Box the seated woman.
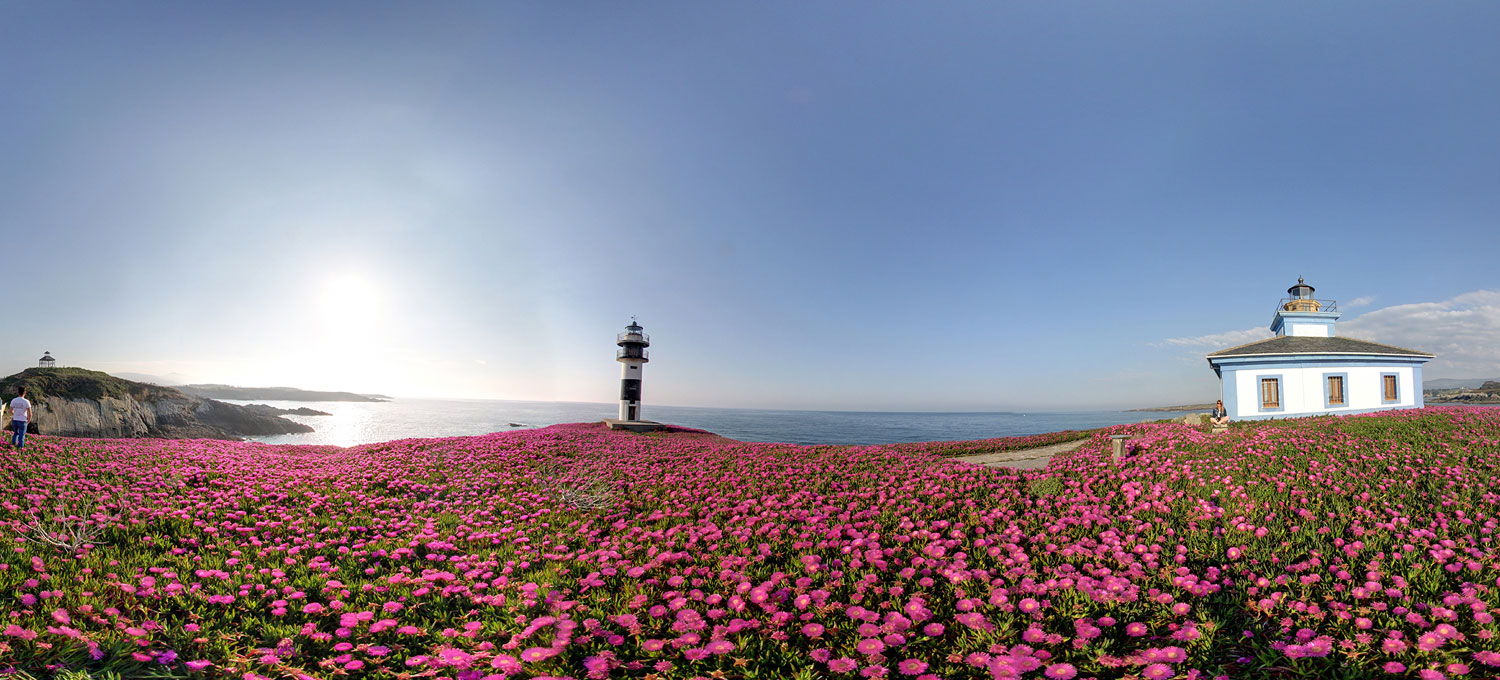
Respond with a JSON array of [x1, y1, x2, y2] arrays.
[[1210, 399, 1230, 427]]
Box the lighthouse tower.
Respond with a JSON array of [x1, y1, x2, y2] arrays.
[[616, 318, 649, 421]]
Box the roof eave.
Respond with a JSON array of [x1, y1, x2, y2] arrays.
[[1207, 351, 1435, 361]]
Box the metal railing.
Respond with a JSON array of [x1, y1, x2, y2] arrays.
[[1274, 298, 1337, 313], [617, 348, 649, 361], [617, 332, 650, 345]]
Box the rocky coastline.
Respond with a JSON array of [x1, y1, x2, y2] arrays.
[[0, 368, 316, 440]]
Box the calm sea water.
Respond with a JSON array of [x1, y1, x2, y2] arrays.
[[229, 399, 1197, 447]]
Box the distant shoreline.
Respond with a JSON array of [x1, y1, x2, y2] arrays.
[[1128, 403, 1214, 413], [178, 384, 390, 402]]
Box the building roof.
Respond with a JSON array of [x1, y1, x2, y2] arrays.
[[1207, 335, 1433, 359]]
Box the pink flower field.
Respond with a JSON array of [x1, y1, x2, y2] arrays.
[[3, 407, 1500, 679]]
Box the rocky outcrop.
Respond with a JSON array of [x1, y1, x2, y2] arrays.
[[2, 368, 314, 440], [29, 394, 314, 440]]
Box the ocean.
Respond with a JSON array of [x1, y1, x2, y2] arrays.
[[228, 398, 1197, 447]]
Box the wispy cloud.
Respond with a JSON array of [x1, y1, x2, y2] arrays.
[[1341, 290, 1500, 378], [1344, 296, 1376, 309], [1155, 328, 1272, 349]]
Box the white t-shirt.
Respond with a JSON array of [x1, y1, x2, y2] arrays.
[[9, 397, 30, 422]]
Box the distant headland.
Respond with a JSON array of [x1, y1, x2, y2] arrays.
[[175, 384, 390, 402], [1426, 380, 1500, 405]]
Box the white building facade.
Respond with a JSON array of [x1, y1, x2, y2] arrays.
[[1207, 279, 1433, 421]]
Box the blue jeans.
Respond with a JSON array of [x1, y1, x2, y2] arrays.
[[10, 421, 25, 448]]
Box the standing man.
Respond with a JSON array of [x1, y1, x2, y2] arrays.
[[9, 386, 31, 449]]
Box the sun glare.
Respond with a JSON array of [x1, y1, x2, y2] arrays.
[[318, 274, 381, 331]]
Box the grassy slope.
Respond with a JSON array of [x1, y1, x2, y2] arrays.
[[0, 367, 184, 403]]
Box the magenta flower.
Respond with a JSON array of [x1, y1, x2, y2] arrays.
[[856, 638, 886, 655], [1143, 663, 1173, 680], [1044, 663, 1078, 679], [830, 657, 859, 673], [520, 647, 556, 662], [897, 659, 928, 675]]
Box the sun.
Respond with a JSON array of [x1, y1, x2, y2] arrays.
[[317, 273, 381, 333]]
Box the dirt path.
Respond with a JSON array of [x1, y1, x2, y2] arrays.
[[949, 438, 1090, 470]]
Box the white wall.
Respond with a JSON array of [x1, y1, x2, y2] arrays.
[[1226, 364, 1416, 419], [1286, 322, 1329, 337]]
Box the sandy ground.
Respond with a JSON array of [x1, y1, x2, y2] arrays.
[[948, 438, 1090, 470]]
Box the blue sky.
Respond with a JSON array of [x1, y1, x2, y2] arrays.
[[2, 2, 1497, 410]]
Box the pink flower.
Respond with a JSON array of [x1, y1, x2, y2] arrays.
[[830, 658, 859, 673], [856, 638, 886, 655], [301, 603, 325, 614], [1143, 663, 1174, 680], [897, 659, 928, 675], [1126, 622, 1149, 637], [520, 647, 556, 662], [50, 609, 70, 625], [1384, 662, 1407, 674], [1044, 663, 1078, 679], [923, 623, 945, 636], [185, 660, 212, 671], [803, 623, 826, 638]]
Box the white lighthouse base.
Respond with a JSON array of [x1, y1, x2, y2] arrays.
[[603, 418, 666, 432]]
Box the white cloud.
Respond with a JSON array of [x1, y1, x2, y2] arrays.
[[1152, 290, 1500, 380], [1344, 296, 1376, 309], [1156, 327, 1272, 349], [1340, 290, 1500, 378]]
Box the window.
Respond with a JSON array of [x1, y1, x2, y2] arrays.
[[1260, 378, 1280, 409], [1383, 374, 1398, 402], [1327, 376, 1345, 406]]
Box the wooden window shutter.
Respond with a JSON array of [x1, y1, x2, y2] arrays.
[[1261, 378, 1279, 408]]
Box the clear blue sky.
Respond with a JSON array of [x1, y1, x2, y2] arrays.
[[3, 2, 1498, 410]]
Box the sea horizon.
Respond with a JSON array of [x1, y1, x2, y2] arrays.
[[229, 396, 1208, 448]]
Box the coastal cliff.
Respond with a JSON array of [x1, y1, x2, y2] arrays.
[[0, 368, 314, 440]]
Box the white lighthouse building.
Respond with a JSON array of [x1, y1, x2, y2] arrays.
[[616, 319, 649, 421], [1206, 278, 1434, 420]]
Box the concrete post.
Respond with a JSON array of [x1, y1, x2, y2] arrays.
[[1109, 434, 1131, 463]]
